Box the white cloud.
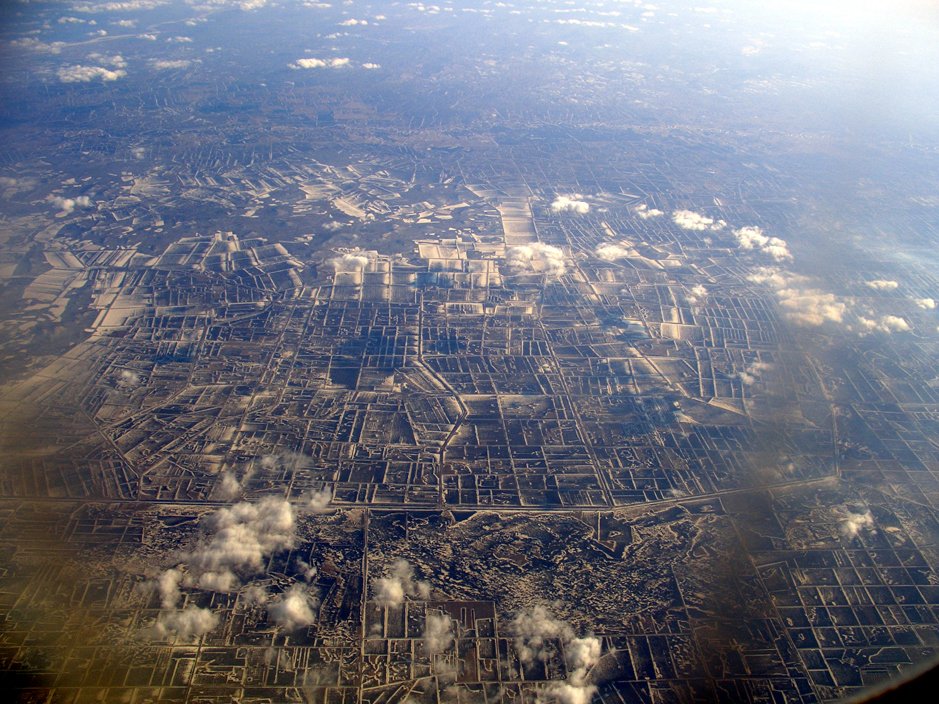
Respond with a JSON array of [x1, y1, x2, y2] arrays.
[[150, 605, 218, 639], [506, 243, 567, 276], [748, 267, 848, 326], [156, 568, 183, 608], [339, 18, 367, 25], [595, 244, 638, 262], [306, 485, 333, 513], [243, 585, 268, 606], [57, 65, 127, 83], [152, 59, 192, 69], [59, 16, 86, 23], [117, 369, 141, 389], [71, 1, 167, 12], [857, 315, 910, 334], [551, 195, 590, 214], [113, 19, 137, 27], [733, 226, 791, 261], [329, 252, 371, 272], [289, 57, 350, 69], [183, 497, 295, 575], [840, 507, 874, 538], [423, 612, 455, 655], [513, 608, 601, 704], [0, 176, 37, 194], [138, 33, 158, 40], [361, 62, 381, 69], [47, 195, 93, 212], [672, 210, 725, 231], [564, 636, 601, 685], [196, 570, 239, 592], [541, 681, 598, 704], [915, 297, 936, 309], [217, 472, 242, 501], [268, 585, 318, 630], [738, 360, 772, 386], [374, 558, 431, 607], [9, 38, 67, 53], [167, 36, 193, 42], [865, 279, 899, 291], [296, 558, 318, 581], [635, 204, 663, 219], [512, 606, 574, 665], [686, 284, 707, 305], [87, 53, 127, 67]]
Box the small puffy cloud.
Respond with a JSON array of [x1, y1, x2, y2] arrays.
[[150, 605, 218, 639], [672, 210, 725, 231], [733, 226, 791, 261], [289, 57, 350, 69], [595, 244, 638, 262], [268, 585, 318, 630], [686, 284, 707, 305], [0, 176, 37, 195], [117, 369, 141, 389], [635, 204, 663, 219], [216, 472, 242, 501], [339, 18, 367, 25], [59, 16, 86, 23], [423, 612, 455, 655], [243, 585, 268, 606], [72, 0, 167, 11], [513, 608, 600, 704], [329, 252, 371, 272], [374, 558, 431, 607], [9, 38, 67, 54], [361, 62, 381, 69], [506, 243, 567, 276], [113, 19, 137, 27], [512, 606, 574, 665], [734, 226, 768, 250], [87, 53, 127, 67], [138, 33, 158, 40], [748, 267, 848, 326], [47, 195, 93, 212], [738, 360, 772, 386], [865, 279, 899, 291], [542, 681, 598, 704], [914, 297, 936, 309], [305, 485, 332, 513], [857, 315, 910, 334], [375, 574, 404, 606], [840, 507, 874, 538], [296, 558, 318, 581], [196, 570, 239, 593], [167, 36, 192, 42], [551, 195, 590, 214], [564, 636, 601, 685], [57, 65, 127, 83], [152, 59, 192, 69], [156, 568, 183, 608], [778, 290, 847, 326], [183, 496, 295, 575]]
